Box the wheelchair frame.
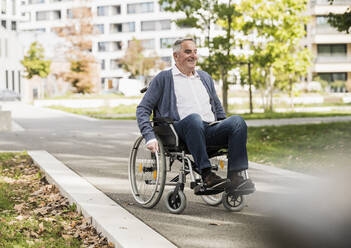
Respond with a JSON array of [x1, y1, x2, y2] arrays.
[[129, 117, 250, 214]]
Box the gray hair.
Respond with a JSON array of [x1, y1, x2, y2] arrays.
[[172, 38, 195, 53]]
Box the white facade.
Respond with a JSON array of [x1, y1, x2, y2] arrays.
[[18, 0, 201, 91], [306, 0, 351, 92], [0, 0, 22, 31], [0, 26, 23, 95], [0, 0, 24, 96]]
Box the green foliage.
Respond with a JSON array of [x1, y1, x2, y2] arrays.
[[159, 0, 311, 113], [159, 0, 243, 113], [239, 0, 311, 111], [21, 42, 51, 79], [327, 0, 351, 33]]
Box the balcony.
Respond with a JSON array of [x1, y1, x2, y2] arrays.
[[314, 56, 351, 72], [315, 56, 350, 63]]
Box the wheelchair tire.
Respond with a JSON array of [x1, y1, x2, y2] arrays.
[[164, 190, 187, 214], [201, 194, 223, 206], [222, 192, 246, 212], [128, 135, 166, 209]]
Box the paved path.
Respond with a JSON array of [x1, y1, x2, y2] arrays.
[[0, 102, 349, 248]]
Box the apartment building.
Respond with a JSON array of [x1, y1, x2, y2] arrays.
[[307, 0, 351, 92], [0, 0, 23, 96], [19, 0, 200, 91]]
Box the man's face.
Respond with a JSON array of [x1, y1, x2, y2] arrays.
[[173, 40, 198, 73]]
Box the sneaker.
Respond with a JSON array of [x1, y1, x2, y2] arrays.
[[230, 174, 256, 195], [203, 172, 229, 189]]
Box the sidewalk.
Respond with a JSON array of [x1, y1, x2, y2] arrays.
[[1, 102, 350, 248]]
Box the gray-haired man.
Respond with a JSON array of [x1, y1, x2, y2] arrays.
[[136, 38, 255, 192]]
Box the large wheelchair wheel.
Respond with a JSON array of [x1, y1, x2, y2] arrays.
[[129, 135, 166, 208], [222, 192, 246, 212]]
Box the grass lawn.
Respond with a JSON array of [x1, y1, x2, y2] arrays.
[[49, 105, 137, 120], [247, 122, 351, 173], [0, 152, 113, 248], [238, 111, 351, 120], [49, 104, 351, 121]]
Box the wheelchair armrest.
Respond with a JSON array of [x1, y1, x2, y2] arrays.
[[153, 121, 179, 147], [152, 117, 174, 124]]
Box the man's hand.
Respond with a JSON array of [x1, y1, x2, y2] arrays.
[[146, 139, 159, 153]]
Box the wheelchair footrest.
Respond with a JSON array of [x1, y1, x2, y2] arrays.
[[190, 179, 201, 189], [194, 185, 224, 195]]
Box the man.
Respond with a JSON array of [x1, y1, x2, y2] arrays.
[[136, 38, 255, 192]]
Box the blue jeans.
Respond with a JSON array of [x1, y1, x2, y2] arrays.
[[173, 113, 248, 177]]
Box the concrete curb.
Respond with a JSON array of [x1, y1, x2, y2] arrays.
[[28, 150, 177, 248]]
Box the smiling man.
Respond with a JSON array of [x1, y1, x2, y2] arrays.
[[136, 38, 255, 191]]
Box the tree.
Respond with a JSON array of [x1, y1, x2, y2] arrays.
[[53, 0, 98, 94], [327, 0, 351, 33], [21, 42, 51, 79], [159, 0, 243, 113], [120, 38, 166, 84], [239, 0, 311, 111]]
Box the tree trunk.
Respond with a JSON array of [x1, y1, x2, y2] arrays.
[[269, 66, 274, 112], [248, 62, 253, 114], [289, 77, 294, 111], [222, 69, 228, 114]]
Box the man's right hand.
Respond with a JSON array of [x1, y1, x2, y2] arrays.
[[146, 139, 159, 153]]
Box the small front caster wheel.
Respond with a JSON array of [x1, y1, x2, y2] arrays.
[[164, 190, 187, 214], [222, 192, 246, 212]]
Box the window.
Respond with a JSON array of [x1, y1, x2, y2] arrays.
[[141, 39, 155, 49], [160, 37, 177, 48], [111, 41, 122, 51], [160, 1, 171, 12], [1, 0, 6, 14], [29, 0, 45, 4], [318, 72, 347, 83], [127, 2, 154, 14], [317, 44, 347, 57], [94, 24, 104, 34], [5, 70, 8, 89], [11, 21, 16, 31], [36, 11, 49, 21], [12, 71, 15, 91], [1, 20, 6, 29], [141, 20, 171, 31], [110, 59, 122, 70], [101, 60, 105, 70], [18, 71, 21, 94], [111, 5, 121, 15], [98, 41, 122, 52], [98, 42, 107, 52], [110, 22, 135, 33], [66, 9, 72, 19], [97, 6, 108, 16], [52, 10, 61, 20]]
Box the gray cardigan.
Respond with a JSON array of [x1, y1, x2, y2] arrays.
[[136, 69, 226, 142]]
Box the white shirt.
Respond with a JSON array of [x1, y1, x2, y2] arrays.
[[146, 66, 215, 145], [172, 65, 215, 122]]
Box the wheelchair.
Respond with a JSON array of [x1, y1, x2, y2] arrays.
[[129, 116, 253, 214]]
